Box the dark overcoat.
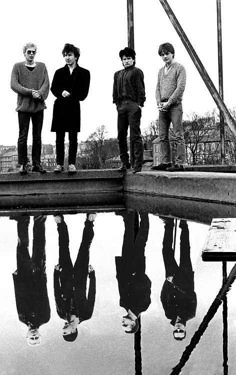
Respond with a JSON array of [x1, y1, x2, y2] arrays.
[[51, 64, 90, 132]]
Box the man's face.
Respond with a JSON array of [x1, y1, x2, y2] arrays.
[[63, 320, 77, 336], [160, 51, 174, 65], [24, 48, 36, 64], [122, 316, 136, 333], [122, 56, 135, 69], [64, 52, 77, 66], [173, 322, 186, 340], [27, 328, 41, 346]]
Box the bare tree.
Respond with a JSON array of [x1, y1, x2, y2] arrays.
[[183, 113, 216, 165], [77, 125, 119, 169]]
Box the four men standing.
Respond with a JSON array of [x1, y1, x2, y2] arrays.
[[10, 41, 186, 174]]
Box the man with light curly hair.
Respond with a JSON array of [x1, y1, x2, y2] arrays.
[[11, 43, 50, 174]]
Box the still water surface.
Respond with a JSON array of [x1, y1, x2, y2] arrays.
[[0, 210, 235, 375]]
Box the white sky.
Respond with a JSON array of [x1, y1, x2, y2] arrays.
[[1, 0, 236, 145]]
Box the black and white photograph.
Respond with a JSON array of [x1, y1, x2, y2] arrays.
[[0, 1, 236, 374]]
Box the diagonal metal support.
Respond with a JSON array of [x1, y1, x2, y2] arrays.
[[159, 0, 236, 137], [169, 262, 236, 375]]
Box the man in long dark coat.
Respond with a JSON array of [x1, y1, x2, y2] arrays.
[[53, 213, 96, 342], [51, 43, 90, 173]]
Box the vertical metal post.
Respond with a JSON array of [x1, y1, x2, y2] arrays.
[[217, 0, 225, 164], [134, 316, 142, 374], [222, 261, 228, 375], [127, 0, 135, 49]]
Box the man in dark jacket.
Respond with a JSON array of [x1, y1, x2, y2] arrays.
[[160, 217, 197, 340], [51, 43, 90, 173], [12, 215, 50, 346], [113, 47, 146, 174], [53, 213, 96, 342], [116, 210, 151, 333]]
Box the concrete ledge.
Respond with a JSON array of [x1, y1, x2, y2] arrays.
[[125, 193, 236, 224], [124, 170, 236, 205], [1, 168, 236, 217], [0, 169, 124, 211]]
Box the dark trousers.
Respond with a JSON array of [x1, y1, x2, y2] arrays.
[[162, 220, 193, 290], [18, 111, 44, 165], [121, 211, 149, 272], [57, 218, 95, 319], [56, 131, 78, 165], [16, 215, 46, 276], [58, 219, 93, 275], [117, 101, 143, 168]]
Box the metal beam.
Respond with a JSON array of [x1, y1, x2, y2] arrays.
[[127, 0, 134, 49], [216, 0, 225, 163], [159, 0, 236, 137]]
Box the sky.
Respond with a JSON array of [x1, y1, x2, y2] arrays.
[[1, 0, 236, 145]]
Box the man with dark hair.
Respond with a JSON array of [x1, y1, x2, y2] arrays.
[[11, 43, 49, 174], [53, 214, 96, 342], [51, 43, 90, 173], [115, 210, 151, 334], [154, 42, 186, 172], [113, 47, 146, 173]]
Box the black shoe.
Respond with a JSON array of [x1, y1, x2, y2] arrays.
[[32, 164, 46, 173], [151, 163, 171, 171], [19, 164, 28, 175], [179, 220, 188, 229], [133, 167, 142, 174], [166, 164, 184, 172], [159, 216, 174, 226], [119, 162, 131, 172]]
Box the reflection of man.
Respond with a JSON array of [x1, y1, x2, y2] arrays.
[[54, 214, 96, 342], [116, 211, 151, 333], [10, 43, 49, 174], [160, 218, 197, 340], [12, 215, 50, 346]]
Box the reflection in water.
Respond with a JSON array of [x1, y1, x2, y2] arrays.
[[116, 211, 151, 333], [116, 210, 151, 374], [53, 213, 96, 342], [170, 262, 236, 375], [2, 210, 236, 374], [12, 215, 50, 346], [160, 218, 197, 341]]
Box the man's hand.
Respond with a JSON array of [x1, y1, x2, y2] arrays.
[[62, 90, 71, 98], [158, 102, 168, 112], [32, 90, 41, 99]]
